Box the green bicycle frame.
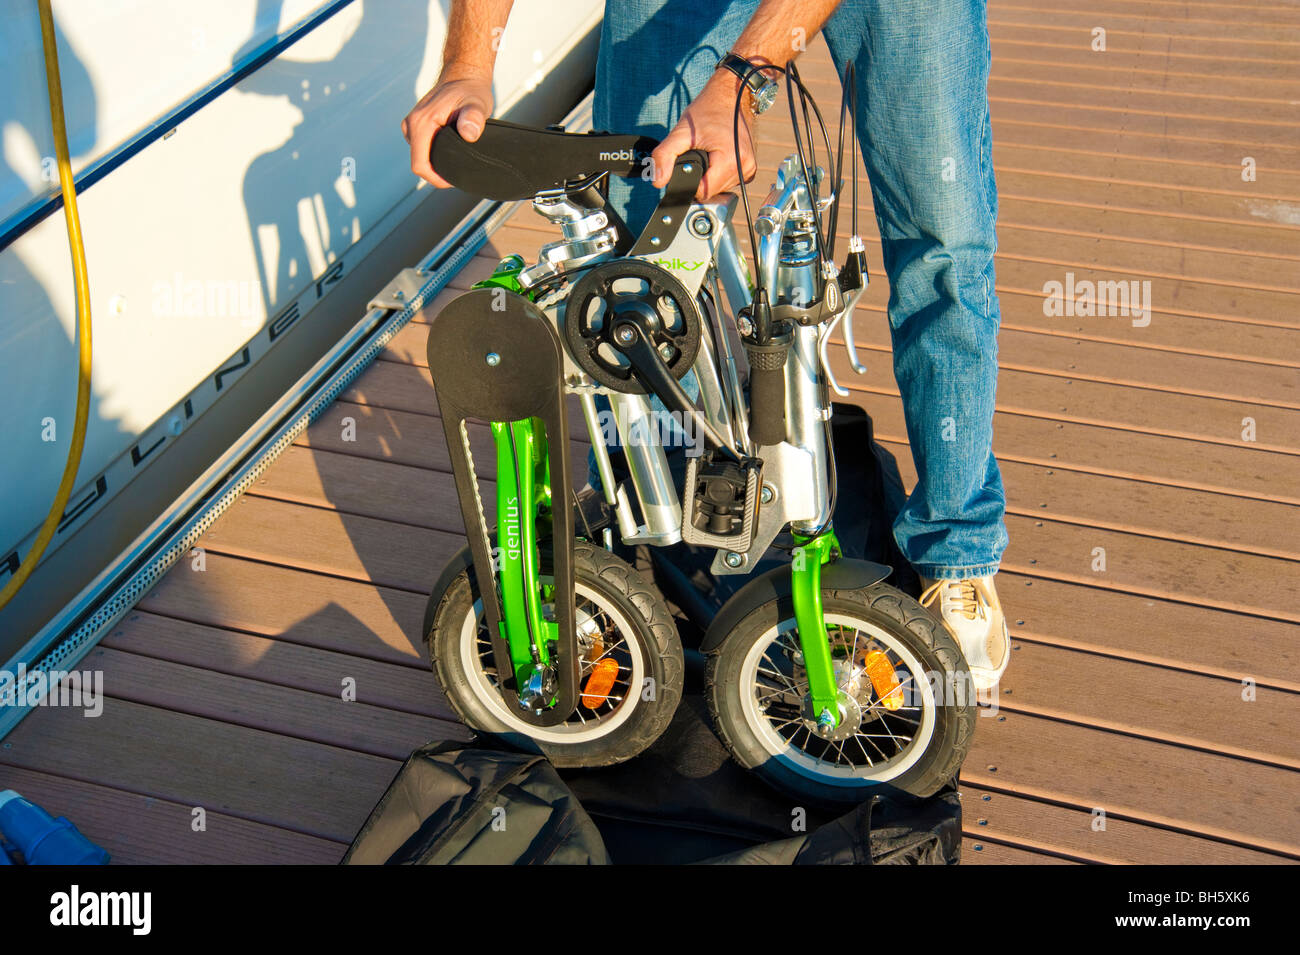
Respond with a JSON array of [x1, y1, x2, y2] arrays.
[[492, 417, 557, 694], [476, 256, 560, 695], [790, 530, 843, 730]]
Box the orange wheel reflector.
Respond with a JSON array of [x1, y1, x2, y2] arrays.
[[581, 657, 620, 709], [864, 650, 903, 710]]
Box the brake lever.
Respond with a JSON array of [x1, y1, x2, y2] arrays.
[[819, 309, 850, 398], [840, 239, 870, 375], [817, 240, 871, 396], [843, 303, 866, 376]]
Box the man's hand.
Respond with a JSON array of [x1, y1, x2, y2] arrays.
[[402, 65, 494, 187], [649, 0, 846, 199], [650, 71, 758, 201]]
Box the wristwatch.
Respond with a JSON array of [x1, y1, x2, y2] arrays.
[[717, 52, 778, 115]]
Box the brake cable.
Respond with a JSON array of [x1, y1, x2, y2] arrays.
[[727, 54, 860, 543]]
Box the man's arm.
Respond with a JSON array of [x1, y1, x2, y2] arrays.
[[403, 0, 515, 187], [650, 0, 844, 200]]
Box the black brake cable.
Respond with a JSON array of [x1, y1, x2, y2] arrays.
[[847, 61, 858, 238], [724, 57, 851, 543], [799, 59, 858, 541], [787, 62, 838, 264], [785, 66, 827, 268], [826, 63, 850, 261], [731, 60, 786, 307]]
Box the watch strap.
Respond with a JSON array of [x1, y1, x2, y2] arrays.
[[718, 52, 772, 113]]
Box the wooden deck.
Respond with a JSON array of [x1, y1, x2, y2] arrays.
[[2, 1, 1297, 864]]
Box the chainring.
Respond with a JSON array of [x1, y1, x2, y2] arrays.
[[563, 259, 702, 394]]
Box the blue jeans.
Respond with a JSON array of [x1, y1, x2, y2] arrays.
[[595, 0, 1007, 580]]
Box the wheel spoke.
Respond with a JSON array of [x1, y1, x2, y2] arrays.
[[853, 734, 876, 767], [739, 611, 946, 777]]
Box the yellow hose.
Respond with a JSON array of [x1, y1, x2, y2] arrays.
[[0, 0, 93, 612]]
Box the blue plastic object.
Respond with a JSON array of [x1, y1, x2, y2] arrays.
[[0, 790, 109, 865]]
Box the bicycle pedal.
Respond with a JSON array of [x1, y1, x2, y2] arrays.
[[680, 454, 762, 552]]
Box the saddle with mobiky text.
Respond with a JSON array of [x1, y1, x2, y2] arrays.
[[418, 66, 975, 805]]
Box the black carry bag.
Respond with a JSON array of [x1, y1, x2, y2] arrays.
[[342, 697, 961, 865], [341, 740, 611, 865], [823, 402, 921, 597]]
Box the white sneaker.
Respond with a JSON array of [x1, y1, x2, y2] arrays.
[[918, 575, 1010, 693]]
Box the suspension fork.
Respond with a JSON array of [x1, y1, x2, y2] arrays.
[[492, 418, 558, 701], [791, 529, 844, 732]]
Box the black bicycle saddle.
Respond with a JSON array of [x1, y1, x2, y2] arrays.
[[430, 119, 661, 200]]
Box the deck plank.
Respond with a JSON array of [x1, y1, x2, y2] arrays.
[[1002, 513, 1300, 622], [299, 399, 590, 484], [963, 710, 1300, 855], [992, 642, 1300, 767], [850, 389, 1300, 504], [983, 8, 1300, 46], [963, 840, 1080, 864], [103, 610, 450, 718], [0, 767, 344, 864], [251, 443, 472, 532], [138, 552, 428, 665], [78, 644, 464, 760], [962, 784, 1289, 865], [999, 573, 1296, 690], [890, 447, 1300, 561], [985, 61, 1300, 107], [0, 700, 399, 843], [200, 495, 461, 594], [989, 1, 1300, 29]]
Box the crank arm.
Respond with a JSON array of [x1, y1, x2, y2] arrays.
[[612, 319, 744, 463]]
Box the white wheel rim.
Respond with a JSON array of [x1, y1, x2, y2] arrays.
[[458, 582, 646, 744], [738, 612, 937, 789]]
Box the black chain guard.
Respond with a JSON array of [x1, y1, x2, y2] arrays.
[[424, 288, 578, 727]]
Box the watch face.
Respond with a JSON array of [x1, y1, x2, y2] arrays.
[[753, 83, 778, 114]]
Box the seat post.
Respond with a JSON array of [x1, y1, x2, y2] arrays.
[[517, 174, 633, 287]]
